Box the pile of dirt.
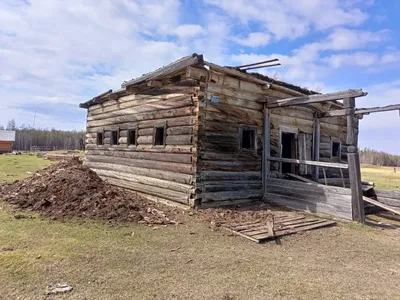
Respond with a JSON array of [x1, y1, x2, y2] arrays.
[[0, 159, 181, 224]]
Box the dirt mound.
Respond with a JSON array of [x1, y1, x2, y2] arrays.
[[0, 159, 181, 224]]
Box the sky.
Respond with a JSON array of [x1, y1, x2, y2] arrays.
[[0, 0, 399, 154]]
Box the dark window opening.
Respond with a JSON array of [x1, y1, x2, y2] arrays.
[[281, 132, 296, 173], [241, 129, 256, 150], [332, 141, 340, 158], [111, 130, 119, 145], [96, 132, 104, 146], [127, 129, 137, 146], [154, 127, 165, 146]]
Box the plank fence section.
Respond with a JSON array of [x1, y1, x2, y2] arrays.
[[264, 178, 353, 220], [223, 215, 336, 243]]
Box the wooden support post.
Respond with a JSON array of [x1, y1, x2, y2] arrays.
[[263, 105, 270, 194], [312, 113, 320, 181], [344, 97, 365, 223]]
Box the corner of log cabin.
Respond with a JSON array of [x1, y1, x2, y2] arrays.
[[84, 74, 200, 206]]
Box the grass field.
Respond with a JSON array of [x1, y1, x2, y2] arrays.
[[0, 154, 53, 183], [1, 156, 400, 299], [361, 165, 400, 190]]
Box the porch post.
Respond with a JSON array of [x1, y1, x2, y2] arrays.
[[344, 97, 365, 223], [312, 113, 320, 181], [263, 104, 270, 194]]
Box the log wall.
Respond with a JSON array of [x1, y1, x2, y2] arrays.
[[84, 80, 199, 206], [265, 178, 353, 220], [197, 68, 265, 207]]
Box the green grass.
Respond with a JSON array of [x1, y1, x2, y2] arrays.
[[361, 165, 400, 190], [0, 154, 53, 183]]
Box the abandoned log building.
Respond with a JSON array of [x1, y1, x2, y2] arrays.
[[80, 53, 400, 223]]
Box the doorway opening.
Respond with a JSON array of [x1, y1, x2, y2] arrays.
[[281, 132, 296, 173]]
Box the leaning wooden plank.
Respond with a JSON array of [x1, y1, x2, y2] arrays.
[[254, 220, 336, 241], [267, 156, 348, 169], [285, 173, 317, 184], [266, 89, 367, 108], [363, 196, 400, 216], [230, 222, 265, 231]]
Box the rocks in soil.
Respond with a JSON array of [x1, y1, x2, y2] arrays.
[[45, 283, 73, 295], [0, 160, 180, 225]]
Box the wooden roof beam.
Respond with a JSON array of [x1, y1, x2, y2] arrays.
[[266, 89, 367, 108], [321, 104, 400, 118]]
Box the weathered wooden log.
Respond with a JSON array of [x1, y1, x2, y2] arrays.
[[101, 176, 189, 204], [166, 135, 192, 145], [87, 106, 194, 128], [137, 135, 153, 145], [87, 97, 194, 120], [86, 155, 193, 174], [202, 171, 262, 181], [85, 161, 193, 184], [93, 169, 194, 194], [86, 149, 192, 164], [85, 143, 193, 153], [167, 126, 194, 135]]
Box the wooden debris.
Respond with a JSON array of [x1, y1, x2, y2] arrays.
[[285, 173, 316, 184], [222, 215, 336, 243], [363, 196, 400, 216]]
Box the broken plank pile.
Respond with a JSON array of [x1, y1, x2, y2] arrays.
[[223, 215, 336, 243]]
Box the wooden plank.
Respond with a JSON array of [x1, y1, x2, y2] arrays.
[[266, 89, 367, 108], [285, 173, 316, 184], [363, 196, 400, 216], [222, 226, 261, 243], [263, 106, 270, 192], [312, 114, 320, 181], [322, 104, 400, 117], [253, 220, 336, 241], [267, 156, 348, 169]]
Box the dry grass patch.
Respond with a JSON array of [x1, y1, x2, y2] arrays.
[[361, 165, 400, 190], [1, 201, 400, 300]]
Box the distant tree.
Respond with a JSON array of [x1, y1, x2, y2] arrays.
[[6, 119, 16, 130], [0, 125, 4, 130], [360, 148, 400, 167]]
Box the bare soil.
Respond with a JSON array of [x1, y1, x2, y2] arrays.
[[0, 159, 182, 225]]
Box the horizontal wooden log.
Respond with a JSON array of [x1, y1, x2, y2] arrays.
[[202, 190, 263, 202], [206, 82, 266, 102], [200, 151, 259, 161], [137, 135, 153, 144], [200, 160, 261, 171], [267, 157, 348, 169], [266, 178, 352, 195], [138, 128, 153, 136], [167, 126, 193, 135], [204, 92, 263, 111], [86, 149, 192, 164], [166, 135, 192, 145], [86, 155, 193, 174], [322, 104, 400, 117], [202, 171, 262, 181], [199, 199, 255, 208], [93, 169, 193, 194], [266, 89, 367, 108], [103, 177, 189, 204], [85, 161, 193, 184], [85, 143, 193, 153], [139, 116, 194, 129], [264, 192, 352, 220], [87, 97, 194, 120], [87, 106, 194, 128], [203, 182, 262, 193]]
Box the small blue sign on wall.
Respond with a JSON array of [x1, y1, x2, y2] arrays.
[[210, 95, 220, 104]]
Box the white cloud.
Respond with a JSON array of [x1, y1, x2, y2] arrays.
[[206, 0, 369, 39], [232, 32, 271, 47], [173, 24, 204, 38]]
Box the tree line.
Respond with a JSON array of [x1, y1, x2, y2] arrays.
[[1, 119, 85, 151], [360, 148, 400, 167]]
